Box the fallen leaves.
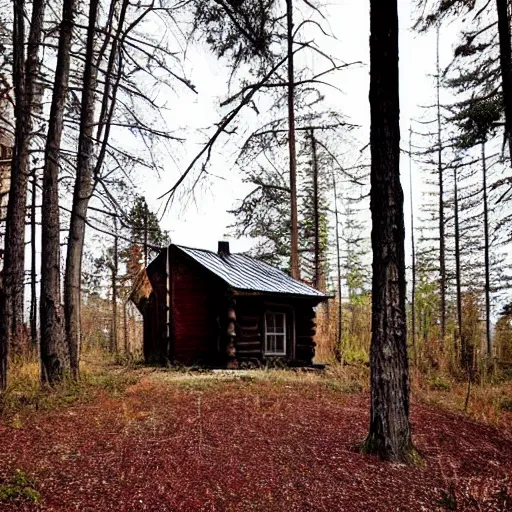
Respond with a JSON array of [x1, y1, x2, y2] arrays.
[[0, 374, 511, 511]]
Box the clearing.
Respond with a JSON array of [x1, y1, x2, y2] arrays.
[[1, 363, 512, 511]]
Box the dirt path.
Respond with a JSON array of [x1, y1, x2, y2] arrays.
[[1, 373, 511, 511]]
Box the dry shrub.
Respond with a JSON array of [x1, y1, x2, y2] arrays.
[[314, 296, 371, 365]]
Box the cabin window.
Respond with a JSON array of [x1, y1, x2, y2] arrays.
[[264, 311, 286, 355]]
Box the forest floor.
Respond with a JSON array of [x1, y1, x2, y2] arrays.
[[1, 357, 512, 511]]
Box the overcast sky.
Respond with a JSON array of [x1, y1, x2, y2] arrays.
[[138, 0, 462, 256]]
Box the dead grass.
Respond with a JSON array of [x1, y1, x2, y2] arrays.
[[0, 351, 139, 422], [410, 368, 512, 430]]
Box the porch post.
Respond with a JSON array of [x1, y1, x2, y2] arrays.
[[226, 297, 238, 369]]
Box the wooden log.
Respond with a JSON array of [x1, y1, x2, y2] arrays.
[[237, 334, 261, 342], [237, 314, 259, 323], [296, 342, 317, 349], [236, 340, 261, 348], [236, 349, 262, 355], [238, 324, 259, 333]]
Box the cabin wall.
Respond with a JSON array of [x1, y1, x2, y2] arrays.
[[144, 251, 168, 363], [171, 248, 222, 364], [235, 297, 317, 365], [294, 303, 316, 363]]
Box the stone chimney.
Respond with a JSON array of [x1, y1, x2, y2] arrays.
[[218, 241, 230, 256]]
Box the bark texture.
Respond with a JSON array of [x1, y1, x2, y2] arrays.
[[362, 0, 417, 463], [1, 0, 45, 389], [64, 0, 99, 379], [436, 26, 446, 345], [409, 126, 416, 365], [482, 142, 491, 356], [40, 0, 76, 383], [310, 129, 321, 290], [286, 0, 299, 280], [454, 165, 463, 369]]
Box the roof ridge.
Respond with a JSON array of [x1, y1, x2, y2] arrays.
[[175, 244, 328, 299]]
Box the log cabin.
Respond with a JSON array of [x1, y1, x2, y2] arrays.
[[129, 241, 330, 368]]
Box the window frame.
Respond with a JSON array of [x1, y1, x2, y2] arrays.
[[264, 310, 287, 356]]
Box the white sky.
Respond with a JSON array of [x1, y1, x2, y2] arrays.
[[138, 0, 462, 257]]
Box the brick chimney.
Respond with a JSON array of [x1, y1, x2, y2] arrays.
[[218, 241, 230, 256]]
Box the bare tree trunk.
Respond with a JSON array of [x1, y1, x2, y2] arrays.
[[362, 0, 417, 463], [454, 164, 463, 368], [30, 169, 37, 348], [332, 172, 342, 362], [64, 0, 99, 380], [482, 141, 491, 356], [111, 217, 118, 353], [286, 0, 299, 280], [436, 25, 446, 346], [1, 0, 45, 388], [1, 0, 26, 389], [310, 128, 321, 290], [495, 0, 512, 162], [123, 298, 128, 354], [40, 0, 76, 383], [409, 125, 416, 366]]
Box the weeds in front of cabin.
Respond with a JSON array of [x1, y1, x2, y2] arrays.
[[0, 470, 41, 505], [0, 352, 138, 420]]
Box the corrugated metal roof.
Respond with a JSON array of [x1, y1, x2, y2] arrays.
[[175, 245, 328, 299]]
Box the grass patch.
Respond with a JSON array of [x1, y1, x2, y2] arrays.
[[0, 470, 40, 505], [427, 375, 452, 392], [0, 356, 139, 419]]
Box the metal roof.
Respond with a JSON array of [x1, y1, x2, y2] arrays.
[[175, 245, 328, 299]]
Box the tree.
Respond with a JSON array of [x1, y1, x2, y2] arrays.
[[40, 0, 76, 383], [361, 0, 418, 463], [168, 0, 353, 277], [64, 0, 99, 379], [1, 0, 45, 389], [495, 0, 512, 164]]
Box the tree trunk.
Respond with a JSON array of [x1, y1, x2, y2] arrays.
[[123, 299, 128, 354], [362, 0, 417, 463], [64, 0, 99, 380], [286, 0, 299, 280], [1, 0, 26, 389], [409, 125, 416, 366], [1, 0, 45, 388], [454, 164, 463, 369], [495, 0, 512, 162], [30, 169, 37, 348], [310, 128, 321, 290], [40, 0, 76, 383], [482, 141, 491, 356], [332, 172, 343, 362], [111, 218, 118, 353], [436, 26, 446, 346]]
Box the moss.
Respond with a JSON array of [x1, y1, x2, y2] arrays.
[[358, 434, 424, 466], [0, 470, 41, 505]]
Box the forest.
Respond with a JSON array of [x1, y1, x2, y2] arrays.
[[1, 0, 512, 510]]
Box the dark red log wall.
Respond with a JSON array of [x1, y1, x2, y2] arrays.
[[171, 249, 221, 364]]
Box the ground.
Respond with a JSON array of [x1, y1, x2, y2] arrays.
[[1, 362, 512, 511]]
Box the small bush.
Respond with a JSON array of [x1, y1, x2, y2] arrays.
[[499, 398, 512, 412], [427, 376, 452, 392], [0, 470, 40, 505]]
